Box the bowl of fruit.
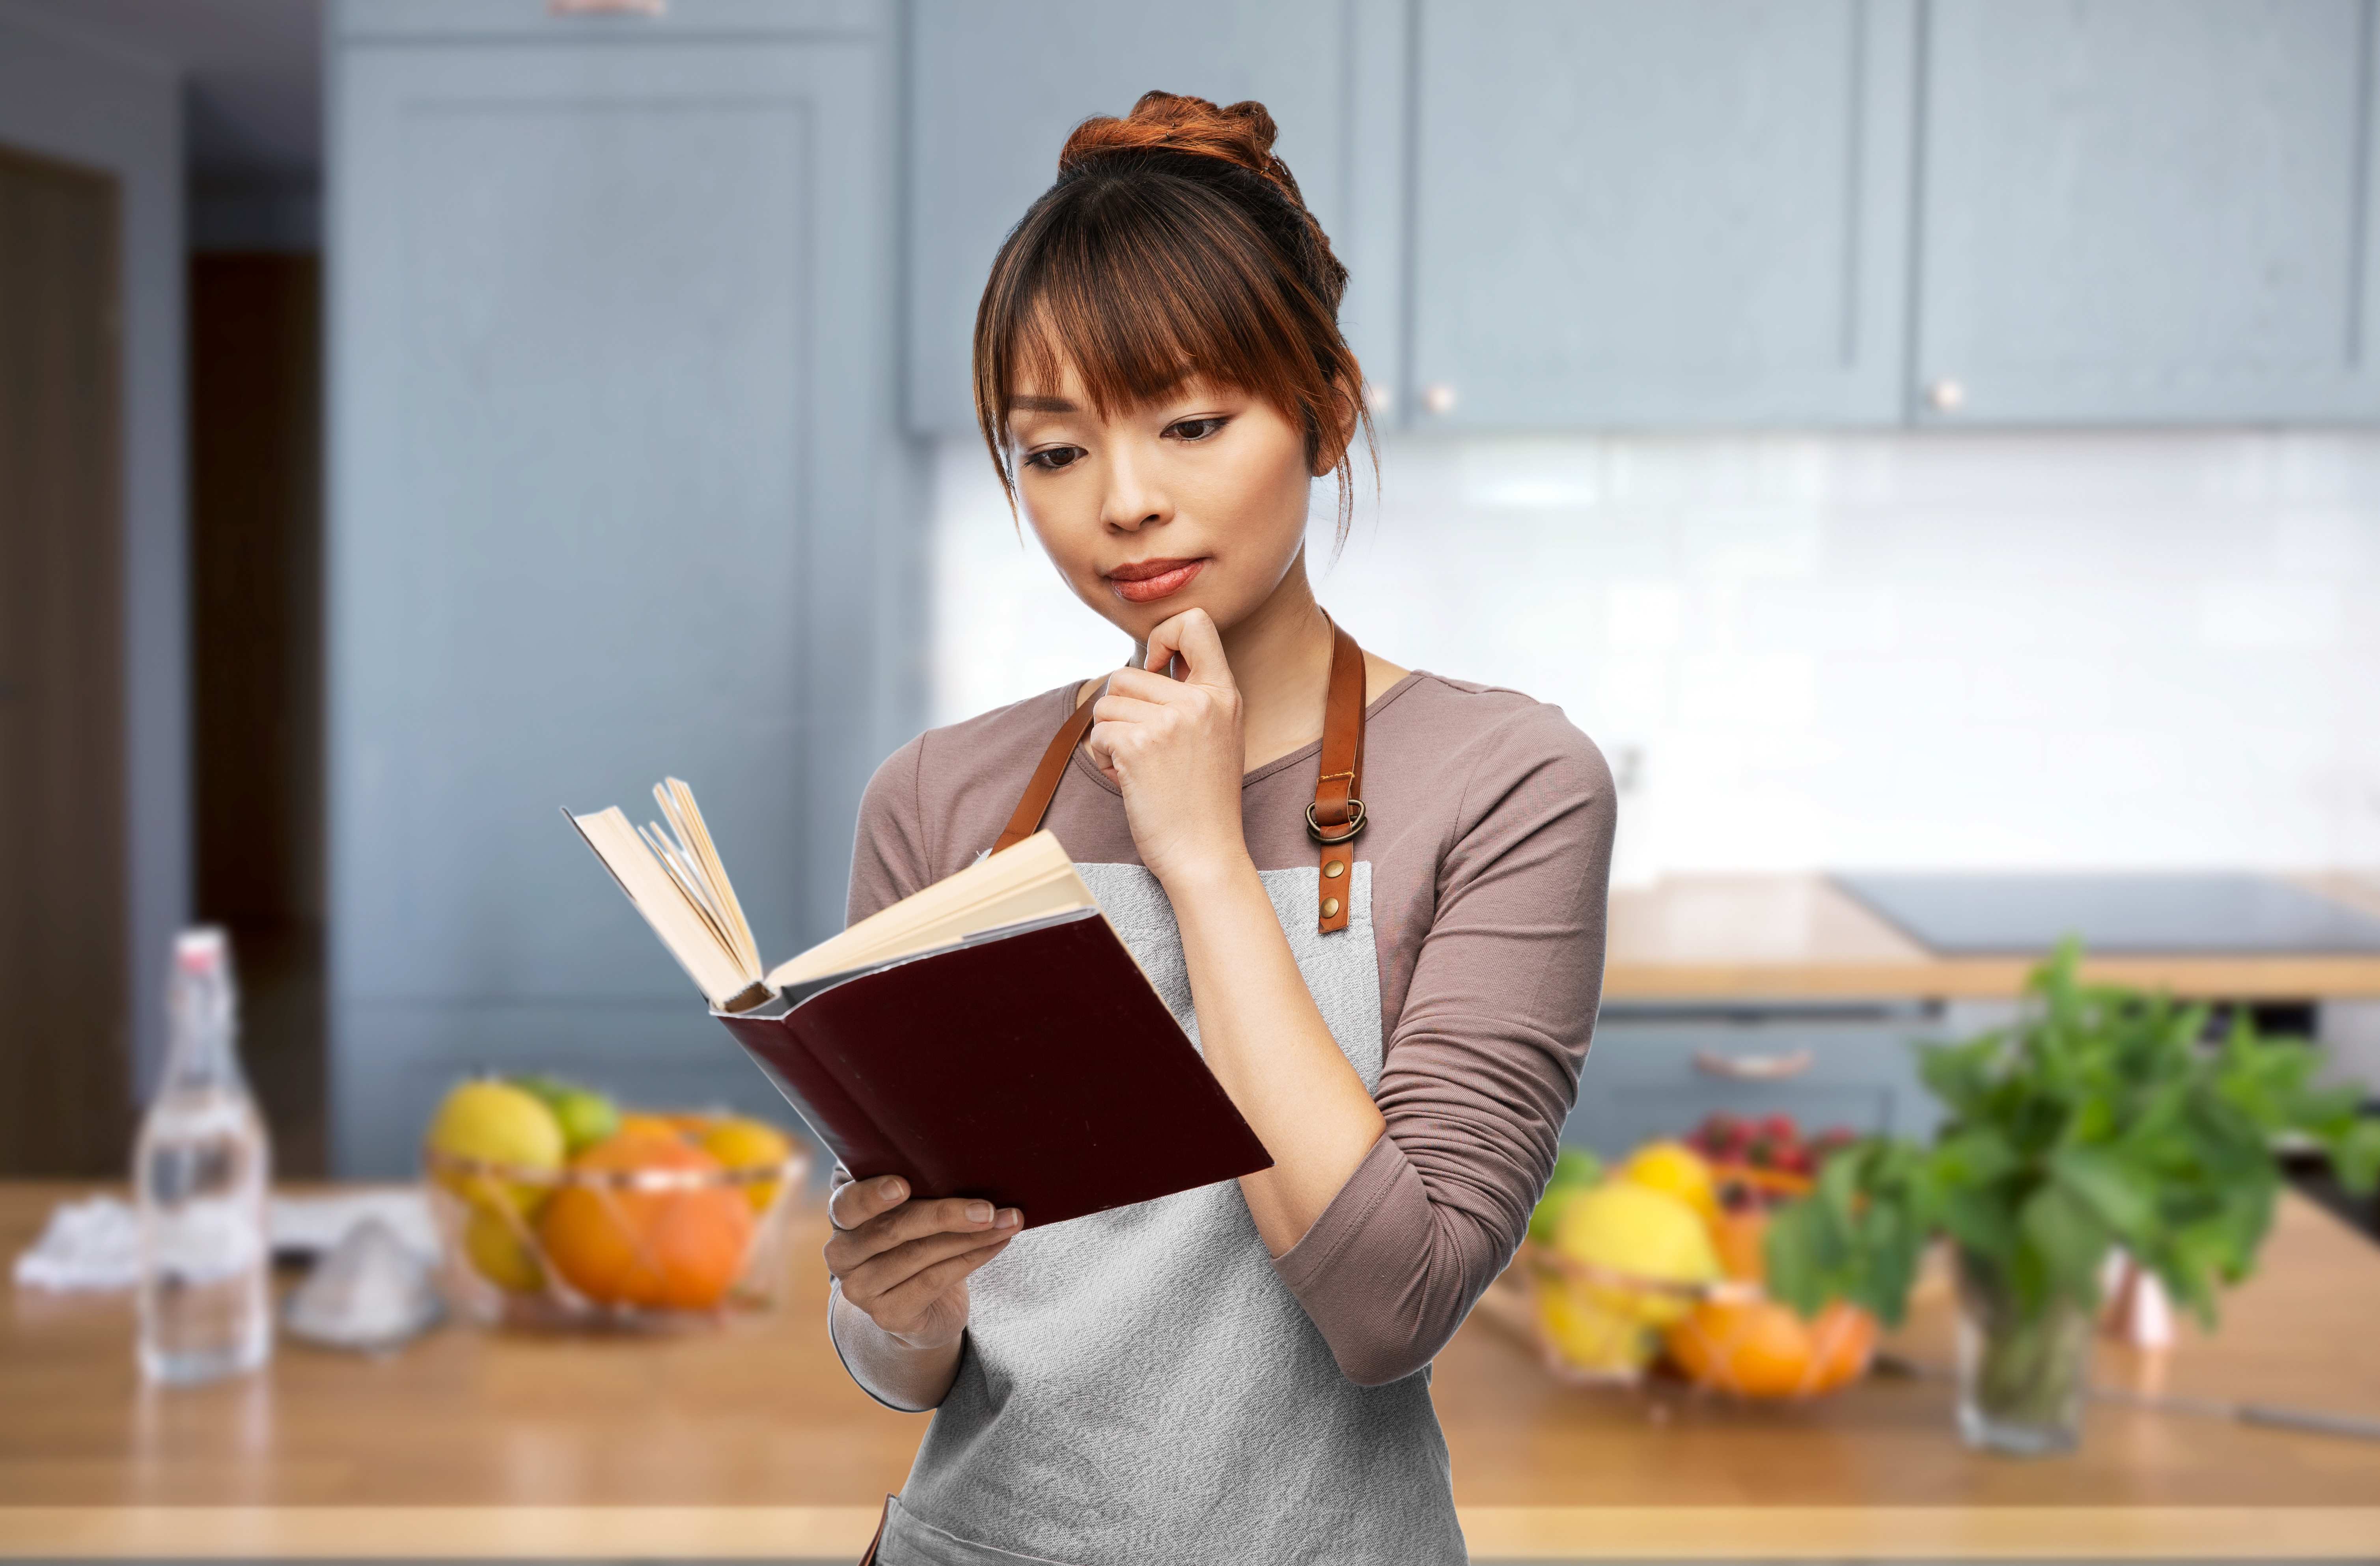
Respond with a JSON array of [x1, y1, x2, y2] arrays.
[[1502, 1114, 1876, 1398], [421, 1075, 810, 1328]]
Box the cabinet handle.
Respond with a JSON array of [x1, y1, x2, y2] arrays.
[[548, 0, 665, 13], [1421, 383, 1457, 416], [1692, 1048, 1814, 1080], [1925, 377, 1966, 412]]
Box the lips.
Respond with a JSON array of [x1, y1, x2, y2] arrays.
[[1104, 557, 1205, 604]]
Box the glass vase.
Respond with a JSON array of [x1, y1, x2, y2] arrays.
[[1954, 1251, 2092, 1455]]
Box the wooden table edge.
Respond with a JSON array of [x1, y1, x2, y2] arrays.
[[4, 1506, 2378, 1559], [1603, 956, 2380, 1001], [1603, 872, 2380, 1001]]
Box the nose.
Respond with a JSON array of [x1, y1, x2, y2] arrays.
[[1099, 438, 1170, 534]]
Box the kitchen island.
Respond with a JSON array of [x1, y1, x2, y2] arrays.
[[3, 1184, 2376, 1560]]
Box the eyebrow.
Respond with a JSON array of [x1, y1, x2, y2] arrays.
[[1010, 395, 1078, 412]]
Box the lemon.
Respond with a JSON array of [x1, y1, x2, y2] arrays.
[[700, 1117, 796, 1214], [462, 1205, 545, 1293], [1552, 1182, 1720, 1327], [1536, 1280, 1655, 1377], [426, 1079, 565, 1218], [1618, 1140, 1720, 1226]]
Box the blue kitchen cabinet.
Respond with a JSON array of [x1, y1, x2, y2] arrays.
[[328, 0, 920, 1175], [1406, 0, 1916, 428], [1564, 1008, 1947, 1159], [1915, 0, 2380, 424], [904, 0, 1408, 434]]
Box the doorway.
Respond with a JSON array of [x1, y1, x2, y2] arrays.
[[189, 250, 325, 1174], [0, 145, 131, 1176]]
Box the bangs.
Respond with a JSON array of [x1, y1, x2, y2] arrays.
[[972, 162, 1372, 539], [991, 186, 1315, 428]]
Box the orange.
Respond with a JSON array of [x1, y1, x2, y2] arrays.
[[537, 1133, 754, 1310], [1808, 1301, 1880, 1391], [1710, 1206, 1771, 1283], [612, 1112, 688, 1144], [1665, 1297, 1876, 1398]]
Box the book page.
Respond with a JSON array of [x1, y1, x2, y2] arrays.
[[567, 807, 759, 1007], [768, 831, 1093, 987]]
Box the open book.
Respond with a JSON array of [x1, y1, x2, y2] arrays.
[[566, 782, 1272, 1227]]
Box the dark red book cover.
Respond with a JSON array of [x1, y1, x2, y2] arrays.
[[716, 911, 1273, 1229]]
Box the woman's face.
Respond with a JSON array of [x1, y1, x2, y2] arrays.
[[1005, 355, 1323, 643]]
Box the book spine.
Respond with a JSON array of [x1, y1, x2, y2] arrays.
[[715, 1011, 909, 1183]]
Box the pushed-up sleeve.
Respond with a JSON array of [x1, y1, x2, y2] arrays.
[[825, 736, 958, 1412], [1271, 706, 1614, 1386]]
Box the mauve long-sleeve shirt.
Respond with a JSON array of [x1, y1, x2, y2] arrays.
[[827, 669, 1615, 1394]]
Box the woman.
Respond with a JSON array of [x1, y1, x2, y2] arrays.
[[824, 92, 1614, 1564]]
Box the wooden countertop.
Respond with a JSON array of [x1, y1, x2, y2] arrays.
[[1604, 873, 2380, 1000], [4, 1184, 2378, 1559]]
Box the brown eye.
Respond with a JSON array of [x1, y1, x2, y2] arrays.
[[1024, 446, 1085, 472], [1168, 416, 1228, 442]]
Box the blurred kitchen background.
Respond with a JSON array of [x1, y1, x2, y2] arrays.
[[6, 0, 2380, 1195]]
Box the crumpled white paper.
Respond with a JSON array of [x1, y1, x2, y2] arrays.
[[281, 1216, 443, 1351], [11, 1195, 143, 1292], [12, 1188, 439, 1293]]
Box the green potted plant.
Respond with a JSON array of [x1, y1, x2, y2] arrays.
[[1764, 942, 2380, 1454]]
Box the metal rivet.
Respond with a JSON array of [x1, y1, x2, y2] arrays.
[[1321, 897, 1341, 918], [1324, 859, 1345, 878]]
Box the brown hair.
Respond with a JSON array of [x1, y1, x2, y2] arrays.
[[972, 91, 1375, 545]]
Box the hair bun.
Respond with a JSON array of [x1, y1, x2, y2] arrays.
[[1059, 91, 1306, 211]]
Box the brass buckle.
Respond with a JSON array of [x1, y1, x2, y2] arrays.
[[1306, 798, 1366, 844]]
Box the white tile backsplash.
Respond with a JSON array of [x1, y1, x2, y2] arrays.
[[926, 431, 2380, 880]]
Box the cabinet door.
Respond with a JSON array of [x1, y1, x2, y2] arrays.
[[905, 0, 1390, 434], [1916, 0, 2380, 424], [1408, 0, 1915, 428], [1565, 1015, 1944, 1160], [330, 15, 903, 1173]]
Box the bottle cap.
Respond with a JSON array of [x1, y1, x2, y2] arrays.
[[174, 926, 228, 975]]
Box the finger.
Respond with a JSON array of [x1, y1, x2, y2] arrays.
[[1104, 666, 1196, 706], [827, 1194, 1011, 1270], [830, 1194, 998, 1271], [867, 1234, 1016, 1328], [826, 1173, 908, 1233], [1089, 688, 1171, 727], [1142, 609, 1231, 690], [842, 1214, 1020, 1306]]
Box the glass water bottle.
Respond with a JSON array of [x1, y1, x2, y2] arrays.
[[134, 927, 273, 1383]]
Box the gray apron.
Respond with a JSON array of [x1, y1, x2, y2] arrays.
[[877, 859, 1465, 1566]]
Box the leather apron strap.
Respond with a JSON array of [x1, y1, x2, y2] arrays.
[[990, 684, 1102, 855], [992, 619, 1370, 933], [1309, 619, 1368, 932]]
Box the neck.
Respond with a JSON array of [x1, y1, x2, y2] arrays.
[[1139, 550, 1334, 772]]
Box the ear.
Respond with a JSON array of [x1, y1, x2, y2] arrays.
[[1308, 370, 1364, 478]]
